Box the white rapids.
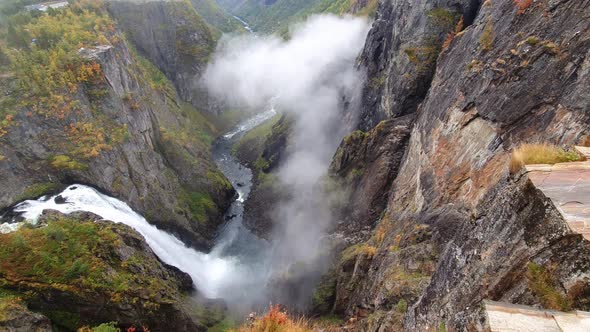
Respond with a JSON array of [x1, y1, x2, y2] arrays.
[[12, 184, 234, 298]]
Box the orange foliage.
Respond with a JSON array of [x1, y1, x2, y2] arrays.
[[514, 0, 533, 14], [66, 122, 112, 158], [263, 304, 289, 326], [442, 16, 464, 51], [0, 114, 15, 138], [234, 305, 313, 332], [77, 62, 103, 83]]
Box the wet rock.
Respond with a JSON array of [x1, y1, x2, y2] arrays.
[[106, 0, 221, 114], [53, 195, 66, 204]]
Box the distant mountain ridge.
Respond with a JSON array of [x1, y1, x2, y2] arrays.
[[215, 0, 377, 34]]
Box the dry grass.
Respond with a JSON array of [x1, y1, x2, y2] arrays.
[[510, 143, 585, 173], [231, 305, 341, 332]]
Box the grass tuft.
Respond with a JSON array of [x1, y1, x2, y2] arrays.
[[510, 143, 585, 173]]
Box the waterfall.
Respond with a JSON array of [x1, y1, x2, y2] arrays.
[[13, 184, 233, 298], [7, 109, 278, 301]]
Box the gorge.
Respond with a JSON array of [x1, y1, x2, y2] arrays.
[[0, 0, 589, 331]]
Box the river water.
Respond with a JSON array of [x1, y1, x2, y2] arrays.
[[3, 108, 277, 304]]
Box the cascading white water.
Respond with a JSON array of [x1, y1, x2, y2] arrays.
[[6, 109, 278, 300], [13, 184, 234, 298]]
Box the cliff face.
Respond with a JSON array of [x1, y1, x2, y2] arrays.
[[356, 0, 481, 130], [329, 0, 590, 330], [106, 0, 220, 113], [0, 3, 234, 250]]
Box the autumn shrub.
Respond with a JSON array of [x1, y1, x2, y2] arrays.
[[341, 243, 378, 263], [442, 16, 464, 50], [232, 305, 313, 332], [513, 0, 533, 14], [510, 143, 585, 173]]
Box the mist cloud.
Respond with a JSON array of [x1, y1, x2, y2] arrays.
[[203, 14, 370, 310]]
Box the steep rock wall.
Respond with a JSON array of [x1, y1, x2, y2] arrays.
[[106, 0, 221, 113], [329, 0, 590, 330]]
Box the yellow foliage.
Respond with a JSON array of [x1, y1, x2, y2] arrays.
[[510, 143, 585, 173], [480, 19, 494, 51]]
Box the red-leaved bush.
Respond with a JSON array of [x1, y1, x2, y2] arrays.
[[514, 0, 533, 14]]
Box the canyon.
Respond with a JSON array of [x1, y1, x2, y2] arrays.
[[0, 0, 589, 331]]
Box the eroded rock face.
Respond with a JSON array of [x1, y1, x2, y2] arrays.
[[106, 0, 219, 113], [356, 0, 481, 130], [329, 0, 590, 330], [0, 27, 234, 250], [330, 114, 414, 234]]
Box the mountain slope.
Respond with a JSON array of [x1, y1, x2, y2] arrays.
[[190, 0, 245, 32], [217, 0, 377, 34]]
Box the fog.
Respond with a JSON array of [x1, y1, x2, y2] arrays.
[[203, 14, 370, 310]]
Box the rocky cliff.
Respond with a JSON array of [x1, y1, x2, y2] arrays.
[[0, 2, 234, 250], [326, 0, 590, 330], [106, 0, 220, 113]]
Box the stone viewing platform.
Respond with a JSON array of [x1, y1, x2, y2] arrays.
[[526, 146, 590, 240], [485, 300, 590, 331]]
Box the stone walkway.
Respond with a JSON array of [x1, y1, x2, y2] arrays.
[[526, 146, 590, 240], [485, 300, 590, 332]]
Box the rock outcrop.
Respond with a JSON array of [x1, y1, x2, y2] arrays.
[[0, 211, 224, 331], [235, 114, 293, 238], [0, 4, 234, 250], [327, 0, 590, 330], [0, 298, 52, 332]]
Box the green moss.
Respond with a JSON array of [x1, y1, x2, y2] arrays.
[[0, 216, 178, 309], [347, 168, 364, 183], [395, 299, 408, 313], [16, 182, 59, 201], [311, 271, 337, 314], [254, 157, 270, 173], [370, 74, 386, 89], [207, 170, 232, 191], [49, 155, 87, 171], [44, 310, 81, 331], [179, 190, 217, 224], [84, 322, 119, 332], [526, 262, 571, 311], [404, 41, 441, 74], [232, 113, 281, 157], [525, 36, 540, 45], [427, 8, 459, 30], [343, 130, 367, 145], [340, 243, 377, 263], [0, 296, 26, 322]]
